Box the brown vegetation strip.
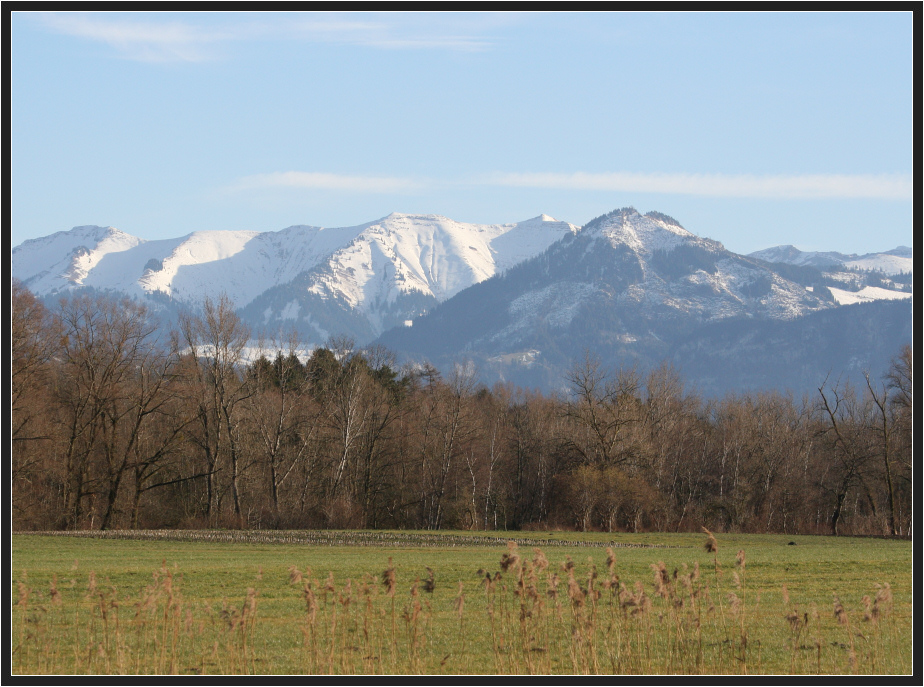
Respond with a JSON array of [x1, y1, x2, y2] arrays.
[[20, 530, 675, 549], [12, 283, 912, 538]]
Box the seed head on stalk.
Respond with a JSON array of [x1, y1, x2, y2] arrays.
[[547, 573, 560, 600], [702, 527, 718, 554], [289, 566, 303, 585], [423, 568, 435, 594], [873, 582, 893, 621], [651, 561, 669, 599], [500, 541, 520, 572], [727, 592, 742, 616], [833, 597, 848, 625], [861, 595, 873, 622], [566, 567, 585, 608], [382, 558, 397, 598], [244, 587, 257, 618], [532, 548, 549, 573]]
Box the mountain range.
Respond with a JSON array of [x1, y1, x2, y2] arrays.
[[11, 208, 913, 396], [12, 213, 577, 345], [748, 243, 913, 274]]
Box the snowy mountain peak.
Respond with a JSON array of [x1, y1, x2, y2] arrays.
[[581, 206, 700, 256], [12, 224, 146, 292], [304, 212, 577, 310], [19, 224, 134, 249]]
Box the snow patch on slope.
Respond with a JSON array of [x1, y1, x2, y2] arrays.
[[493, 281, 597, 343], [828, 286, 913, 306], [844, 254, 913, 275]]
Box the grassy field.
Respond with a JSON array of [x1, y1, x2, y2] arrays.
[[11, 530, 913, 675]]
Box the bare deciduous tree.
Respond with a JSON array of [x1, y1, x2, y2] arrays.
[[179, 294, 253, 524], [564, 354, 641, 468]]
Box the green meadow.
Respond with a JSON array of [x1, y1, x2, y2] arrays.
[[11, 531, 912, 675]]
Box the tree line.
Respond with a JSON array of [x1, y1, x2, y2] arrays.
[[11, 282, 913, 536]]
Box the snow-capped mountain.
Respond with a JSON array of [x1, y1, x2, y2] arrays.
[[748, 243, 913, 309], [11, 223, 361, 307], [12, 213, 577, 344], [380, 207, 836, 356], [241, 213, 578, 342], [12, 207, 911, 395], [377, 208, 912, 395], [749, 244, 913, 276]]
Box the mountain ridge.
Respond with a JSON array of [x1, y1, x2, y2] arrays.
[[12, 212, 578, 342], [12, 207, 912, 395]]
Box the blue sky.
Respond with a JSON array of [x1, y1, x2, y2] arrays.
[[10, 11, 913, 255]]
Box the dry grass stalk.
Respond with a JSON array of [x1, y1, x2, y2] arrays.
[[727, 592, 742, 616], [873, 582, 893, 622], [288, 566, 303, 585], [605, 548, 617, 575], [832, 595, 857, 674], [454, 580, 467, 662], [382, 558, 397, 598], [16, 579, 30, 608], [423, 568, 435, 594], [49, 575, 62, 607], [650, 562, 670, 599], [861, 594, 874, 623], [567, 569, 586, 609], [833, 597, 848, 626]]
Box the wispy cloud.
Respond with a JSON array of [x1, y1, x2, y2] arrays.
[[289, 18, 492, 51], [35, 13, 232, 62], [230, 171, 424, 194], [227, 169, 912, 202], [489, 171, 913, 200], [32, 12, 495, 62]]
